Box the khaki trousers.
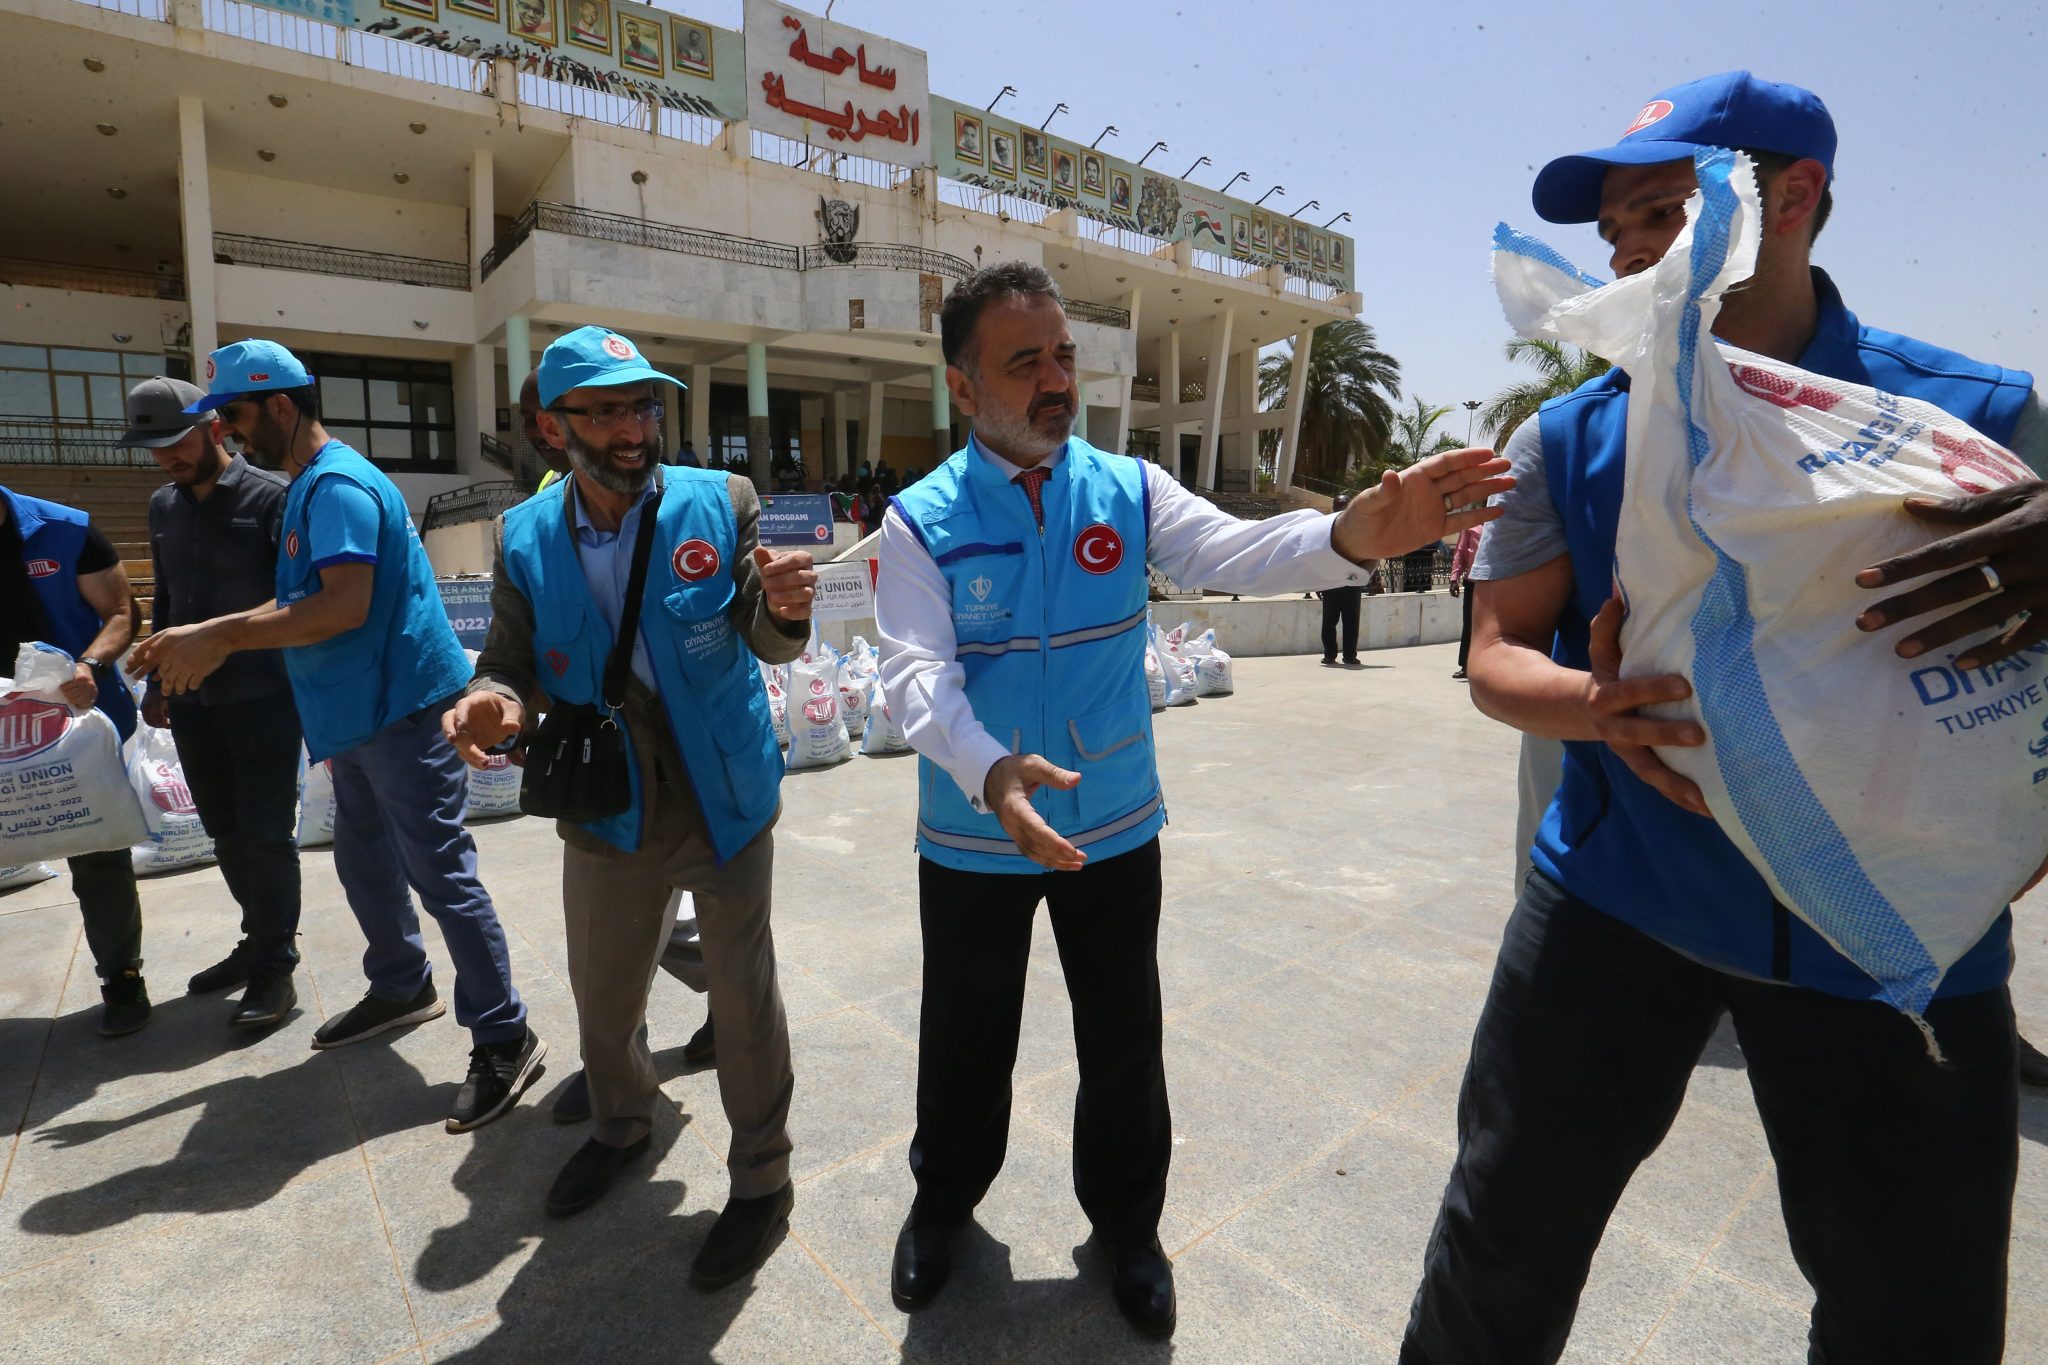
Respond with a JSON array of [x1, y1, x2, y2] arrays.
[[562, 817, 794, 1198]]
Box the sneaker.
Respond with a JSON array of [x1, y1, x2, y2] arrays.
[[311, 982, 446, 1050], [447, 1028, 547, 1133], [188, 942, 254, 995], [98, 970, 151, 1038]]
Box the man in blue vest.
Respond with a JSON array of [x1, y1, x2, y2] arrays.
[[445, 327, 813, 1287], [1409, 73, 2046, 1363], [0, 486, 148, 1036], [131, 340, 541, 1136], [875, 262, 1510, 1337]]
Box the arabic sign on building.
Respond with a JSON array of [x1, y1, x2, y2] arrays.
[[744, 0, 931, 169], [235, 0, 748, 121], [928, 95, 1354, 294]]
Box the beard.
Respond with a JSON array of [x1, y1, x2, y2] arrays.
[[563, 420, 662, 495], [972, 388, 1075, 461], [238, 409, 295, 470]]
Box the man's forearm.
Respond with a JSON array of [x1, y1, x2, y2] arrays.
[[1468, 638, 1600, 741], [214, 597, 355, 652], [85, 609, 134, 664]]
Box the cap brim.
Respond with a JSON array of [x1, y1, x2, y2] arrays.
[[121, 422, 204, 449], [184, 392, 239, 414], [1532, 140, 1710, 223], [544, 366, 685, 407]]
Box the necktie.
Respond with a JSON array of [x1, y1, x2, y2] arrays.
[[1014, 467, 1050, 528]]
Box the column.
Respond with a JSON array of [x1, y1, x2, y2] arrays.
[[1276, 326, 1317, 491], [1072, 380, 1090, 442], [745, 341, 770, 491], [1197, 308, 1235, 490], [689, 362, 712, 461], [1160, 329, 1181, 474], [862, 380, 885, 472], [176, 95, 218, 365], [1112, 289, 1142, 458], [821, 389, 845, 483], [661, 372, 682, 463], [929, 363, 952, 464], [503, 313, 532, 409], [468, 148, 494, 286], [454, 342, 494, 480]]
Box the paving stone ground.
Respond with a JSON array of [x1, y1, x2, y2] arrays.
[[2, 642, 2044, 1363]]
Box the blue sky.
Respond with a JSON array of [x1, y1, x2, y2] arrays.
[[685, 0, 2044, 442]]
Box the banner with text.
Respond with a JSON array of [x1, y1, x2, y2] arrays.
[[242, 0, 746, 121], [744, 0, 931, 168], [812, 558, 876, 620], [928, 95, 1354, 294]]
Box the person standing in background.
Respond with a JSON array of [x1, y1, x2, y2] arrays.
[[1318, 492, 1364, 666], [1449, 524, 1482, 680]]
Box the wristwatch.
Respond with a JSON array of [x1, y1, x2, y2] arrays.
[[80, 655, 109, 678]]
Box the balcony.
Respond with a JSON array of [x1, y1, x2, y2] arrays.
[[0, 415, 154, 467], [0, 256, 185, 301], [213, 233, 470, 290]]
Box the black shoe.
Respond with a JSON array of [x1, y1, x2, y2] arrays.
[[2021, 1036, 2048, 1089], [1108, 1237, 1177, 1339], [545, 1134, 650, 1216], [1319, 656, 1337, 667], [683, 1015, 716, 1066], [1452, 667, 1468, 680], [98, 971, 151, 1038], [690, 1182, 794, 1289], [230, 973, 296, 1029], [188, 943, 254, 995], [312, 982, 446, 1049], [891, 1214, 959, 1311], [552, 1069, 592, 1123], [1343, 656, 1362, 666], [447, 1027, 547, 1133]]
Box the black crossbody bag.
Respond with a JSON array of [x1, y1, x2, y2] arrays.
[[518, 500, 660, 822]]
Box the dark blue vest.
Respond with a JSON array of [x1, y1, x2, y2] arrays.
[[4, 488, 135, 740], [1536, 270, 2034, 1000]]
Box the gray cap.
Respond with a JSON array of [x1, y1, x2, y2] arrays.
[[122, 376, 210, 449]]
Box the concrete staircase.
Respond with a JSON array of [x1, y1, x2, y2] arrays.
[[0, 465, 164, 630]]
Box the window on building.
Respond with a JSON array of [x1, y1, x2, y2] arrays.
[[0, 345, 188, 464], [302, 352, 456, 473], [707, 383, 804, 480]]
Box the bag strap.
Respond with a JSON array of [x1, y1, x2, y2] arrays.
[[602, 488, 663, 711]]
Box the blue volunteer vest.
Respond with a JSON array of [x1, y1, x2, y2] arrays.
[[277, 441, 470, 760], [3, 488, 136, 740], [498, 467, 782, 864], [892, 437, 1162, 874], [1535, 269, 2035, 1000]]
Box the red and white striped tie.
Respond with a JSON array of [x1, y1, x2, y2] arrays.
[[1014, 467, 1050, 527]]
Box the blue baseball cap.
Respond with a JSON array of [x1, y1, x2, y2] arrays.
[[1532, 71, 1836, 224], [536, 327, 681, 408], [186, 339, 314, 413]]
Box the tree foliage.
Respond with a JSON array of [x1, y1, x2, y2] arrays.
[[1257, 320, 1402, 485], [1477, 338, 1611, 447]]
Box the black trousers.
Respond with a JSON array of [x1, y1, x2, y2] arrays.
[[1320, 586, 1362, 660], [1456, 585, 1476, 670], [1401, 872, 2018, 1365], [66, 849, 141, 980], [911, 839, 1169, 1246], [167, 692, 305, 975]]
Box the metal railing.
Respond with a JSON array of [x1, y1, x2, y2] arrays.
[[934, 177, 1056, 225], [1192, 248, 1267, 280], [798, 242, 972, 279], [1073, 216, 1177, 259], [422, 480, 529, 531], [1130, 382, 1161, 404], [213, 232, 470, 289], [0, 416, 154, 467], [482, 202, 802, 281], [1282, 272, 1345, 302], [201, 0, 488, 95], [74, 0, 168, 18], [0, 256, 185, 300], [751, 130, 914, 190], [517, 73, 650, 128], [1065, 298, 1131, 329]]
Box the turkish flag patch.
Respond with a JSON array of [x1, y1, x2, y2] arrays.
[[672, 538, 720, 581], [1073, 523, 1124, 574]]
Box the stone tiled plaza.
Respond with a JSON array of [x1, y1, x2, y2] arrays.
[[3, 643, 2044, 1363]]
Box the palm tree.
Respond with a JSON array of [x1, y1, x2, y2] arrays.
[[1477, 338, 1611, 447], [1344, 396, 1461, 490], [1257, 320, 1401, 485]]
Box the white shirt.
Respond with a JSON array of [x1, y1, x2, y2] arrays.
[[876, 437, 1366, 812]]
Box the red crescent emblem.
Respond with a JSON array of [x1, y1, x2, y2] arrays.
[[1073, 523, 1124, 575], [285, 529, 300, 559], [602, 335, 636, 360], [672, 538, 720, 581]]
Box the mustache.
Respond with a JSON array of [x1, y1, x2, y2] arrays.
[[1030, 396, 1073, 418]]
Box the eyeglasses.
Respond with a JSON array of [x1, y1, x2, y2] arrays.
[[551, 398, 665, 428]]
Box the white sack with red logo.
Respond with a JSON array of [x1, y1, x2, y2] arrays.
[[1494, 147, 2048, 1023], [0, 644, 147, 861], [0, 862, 56, 891], [784, 655, 852, 770], [1180, 627, 1235, 697], [837, 637, 879, 740], [126, 723, 216, 874], [1149, 618, 1197, 707], [296, 747, 337, 847], [859, 672, 913, 754], [761, 661, 792, 748], [460, 650, 522, 818]]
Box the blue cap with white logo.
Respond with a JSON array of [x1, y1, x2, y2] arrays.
[[536, 327, 682, 408], [185, 339, 315, 413], [1532, 71, 1836, 224]]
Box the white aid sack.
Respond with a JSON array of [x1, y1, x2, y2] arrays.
[[784, 656, 851, 769], [1148, 618, 1196, 706], [838, 636, 879, 740], [296, 747, 337, 847], [1494, 147, 2048, 1020], [461, 649, 522, 818], [1144, 642, 1169, 711], [1182, 628, 1235, 697], [126, 723, 216, 874], [859, 673, 913, 755], [761, 661, 792, 748], [0, 644, 147, 861], [0, 862, 56, 891]]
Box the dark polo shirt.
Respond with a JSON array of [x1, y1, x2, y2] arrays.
[[148, 454, 292, 705]]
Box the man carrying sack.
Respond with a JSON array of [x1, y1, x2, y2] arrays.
[[446, 327, 814, 1288]]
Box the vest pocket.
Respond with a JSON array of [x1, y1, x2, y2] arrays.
[[1065, 700, 1156, 829]]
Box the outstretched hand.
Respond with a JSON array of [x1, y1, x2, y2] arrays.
[[1585, 597, 1711, 818], [1330, 447, 1513, 565], [1855, 480, 2048, 670], [755, 545, 818, 621], [983, 753, 1085, 872]]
